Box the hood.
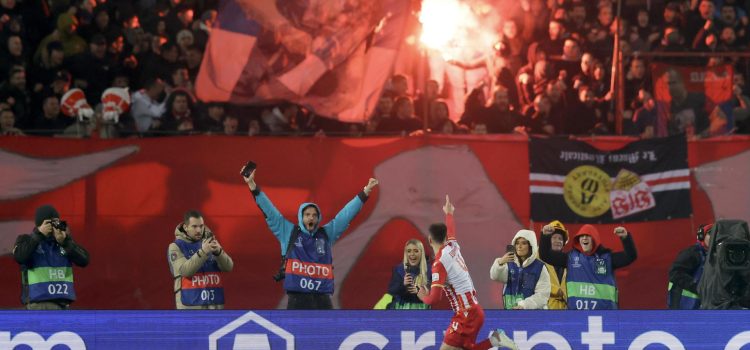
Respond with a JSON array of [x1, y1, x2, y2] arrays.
[[297, 202, 322, 234], [512, 229, 539, 266], [573, 224, 601, 256], [174, 222, 213, 242]]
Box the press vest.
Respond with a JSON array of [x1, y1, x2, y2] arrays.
[[284, 228, 334, 294], [503, 259, 544, 309], [174, 239, 225, 306], [566, 250, 617, 310], [667, 243, 705, 309], [22, 237, 76, 303]]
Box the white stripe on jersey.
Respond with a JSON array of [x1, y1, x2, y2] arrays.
[[438, 240, 477, 312]]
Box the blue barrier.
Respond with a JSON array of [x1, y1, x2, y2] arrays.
[[0, 310, 749, 349]]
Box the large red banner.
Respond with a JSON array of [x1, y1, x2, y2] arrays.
[[1, 135, 749, 310]]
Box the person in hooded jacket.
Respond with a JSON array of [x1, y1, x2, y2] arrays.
[[167, 210, 233, 309], [490, 229, 551, 309], [540, 220, 569, 309], [667, 223, 712, 309], [242, 166, 378, 309], [539, 224, 637, 310]]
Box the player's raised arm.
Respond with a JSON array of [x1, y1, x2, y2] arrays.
[[443, 195, 456, 240]]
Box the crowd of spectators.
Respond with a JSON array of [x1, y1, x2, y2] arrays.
[[1, 0, 750, 138], [388, 0, 750, 138]]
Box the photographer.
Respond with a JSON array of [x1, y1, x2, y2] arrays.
[[168, 210, 233, 309], [13, 205, 89, 310], [698, 220, 750, 309], [667, 224, 712, 309], [242, 165, 378, 309]]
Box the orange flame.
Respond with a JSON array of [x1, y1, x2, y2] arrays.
[[418, 0, 498, 61]]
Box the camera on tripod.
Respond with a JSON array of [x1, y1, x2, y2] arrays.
[[698, 219, 750, 309]]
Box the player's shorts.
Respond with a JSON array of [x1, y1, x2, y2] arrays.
[[443, 304, 485, 348]]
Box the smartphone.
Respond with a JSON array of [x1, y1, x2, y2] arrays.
[[506, 244, 516, 254], [241, 161, 257, 177]]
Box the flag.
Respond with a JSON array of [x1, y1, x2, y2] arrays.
[[529, 135, 691, 223], [196, 0, 411, 122]]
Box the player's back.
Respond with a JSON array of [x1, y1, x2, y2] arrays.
[[437, 239, 478, 312]]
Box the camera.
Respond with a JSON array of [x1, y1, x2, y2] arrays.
[[719, 239, 750, 271], [698, 220, 750, 309], [51, 219, 67, 231]]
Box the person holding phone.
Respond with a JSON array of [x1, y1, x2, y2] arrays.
[[167, 210, 234, 309], [490, 229, 551, 309], [242, 164, 378, 309]]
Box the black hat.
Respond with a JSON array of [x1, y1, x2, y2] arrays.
[[35, 205, 59, 226]]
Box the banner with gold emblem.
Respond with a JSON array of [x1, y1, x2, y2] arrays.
[[529, 135, 691, 223]]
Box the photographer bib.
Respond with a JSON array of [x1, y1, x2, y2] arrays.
[[174, 240, 225, 306], [284, 229, 334, 294], [23, 237, 76, 303]]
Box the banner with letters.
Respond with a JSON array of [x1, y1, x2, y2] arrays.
[[0, 310, 749, 349], [529, 135, 691, 223]]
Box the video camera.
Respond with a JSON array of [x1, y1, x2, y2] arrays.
[[698, 220, 750, 309]]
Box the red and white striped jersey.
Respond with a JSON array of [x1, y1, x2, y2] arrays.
[[431, 214, 479, 314]]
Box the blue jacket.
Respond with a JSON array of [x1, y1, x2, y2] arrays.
[[253, 187, 368, 293]]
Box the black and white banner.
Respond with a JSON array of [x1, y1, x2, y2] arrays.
[[529, 135, 691, 223]]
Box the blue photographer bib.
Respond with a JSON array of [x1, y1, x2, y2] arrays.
[[23, 238, 76, 303], [566, 250, 617, 310], [174, 240, 225, 306], [503, 259, 544, 309], [284, 228, 334, 294]]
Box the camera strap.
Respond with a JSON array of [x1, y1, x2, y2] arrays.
[[276, 229, 301, 280], [283, 229, 300, 260]]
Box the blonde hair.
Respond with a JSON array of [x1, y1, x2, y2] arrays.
[[403, 239, 429, 287]]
